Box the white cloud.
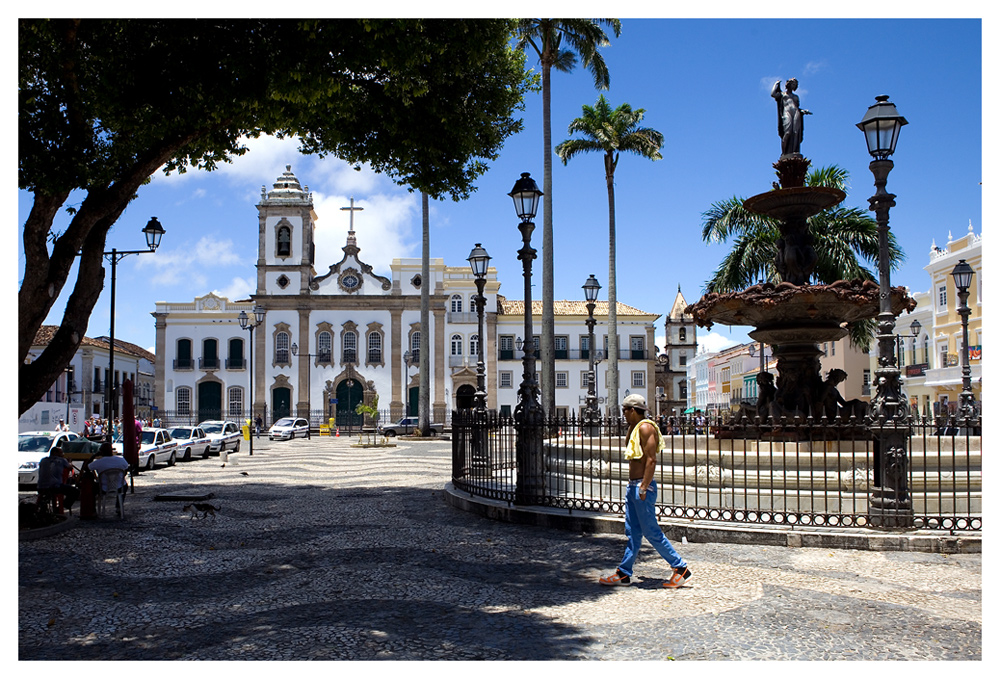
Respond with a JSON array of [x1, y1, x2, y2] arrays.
[[213, 276, 255, 302], [136, 235, 245, 288], [699, 331, 741, 354], [312, 191, 419, 277]]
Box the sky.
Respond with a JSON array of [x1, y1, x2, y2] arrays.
[[16, 15, 986, 359]]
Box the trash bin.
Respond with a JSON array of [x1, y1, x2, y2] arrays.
[[242, 422, 251, 441]]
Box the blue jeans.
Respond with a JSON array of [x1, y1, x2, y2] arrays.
[[617, 480, 686, 577]]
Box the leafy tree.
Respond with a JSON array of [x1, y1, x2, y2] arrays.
[[513, 18, 620, 417], [700, 165, 905, 349], [19, 19, 532, 415], [555, 95, 663, 414]]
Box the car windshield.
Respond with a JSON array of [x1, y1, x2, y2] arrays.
[[141, 431, 156, 445], [274, 418, 295, 427], [18, 435, 54, 452], [170, 428, 192, 439], [201, 423, 223, 434]]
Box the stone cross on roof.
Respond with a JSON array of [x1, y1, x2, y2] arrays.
[[340, 197, 364, 248]]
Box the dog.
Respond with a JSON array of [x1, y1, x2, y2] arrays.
[[182, 503, 221, 520]]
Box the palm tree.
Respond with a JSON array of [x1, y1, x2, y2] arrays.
[[701, 164, 905, 350], [555, 94, 664, 416], [514, 19, 621, 418]]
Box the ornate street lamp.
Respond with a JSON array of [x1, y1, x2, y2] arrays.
[[858, 95, 911, 527], [238, 303, 266, 455], [290, 342, 313, 439], [468, 243, 492, 413], [104, 217, 165, 439], [950, 259, 976, 419], [509, 172, 544, 504], [582, 274, 601, 435]]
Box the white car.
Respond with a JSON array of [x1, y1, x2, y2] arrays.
[[268, 417, 310, 440], [113, 428, 179, 469], [18, 430, 81, 485], [168, 426, 213, 461], [199, 420, 242, 455]]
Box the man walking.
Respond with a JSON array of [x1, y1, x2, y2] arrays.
[[600, 394, 692, 588]]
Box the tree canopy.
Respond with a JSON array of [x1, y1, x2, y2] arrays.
[[19, 19, 532, 415]]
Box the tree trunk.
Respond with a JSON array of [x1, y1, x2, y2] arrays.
[[605, 154, 619, 416], [540, 57, 555, 419], [419, 192, 431, 435]]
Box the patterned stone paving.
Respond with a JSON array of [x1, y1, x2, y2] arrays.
[[19, 436, 981, 660]]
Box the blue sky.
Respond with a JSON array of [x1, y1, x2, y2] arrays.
[[17, 16, 984, 357]]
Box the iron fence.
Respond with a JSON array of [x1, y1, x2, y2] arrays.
[[451, 412, 981, 531]]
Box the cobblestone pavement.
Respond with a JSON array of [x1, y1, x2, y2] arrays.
[[19, 436, 981, 661]]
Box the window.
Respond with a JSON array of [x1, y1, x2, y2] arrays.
[[555, 371, 568, 388], [451, 334, 463, 356], [275, 331, 290, 365], [277, 224, 291, 257], [632, 371, 646, 388], [450, 294, 463, 313], [317, 331, 332, 363], [679, 352, 687, 366], [202, 338, 219, 369], [555, 336, 568, 359], [499, 371, 513, 388], [409, 331, 420, 363], [177, 387, 191, 416], [630, 336, 645, 360], [343, 331, 357, 364], [938, 285, 948, 309], [228, 338, 244, 369], [368, 332, 383, 364], [228, 386, 243, 417], [499, 335, 514, 360], [470, 334, 479, 356], [581, 371, 593, 390], [580, 335, 591, 359], [831, 340, 836, 356], [923, 337, 930, 365], [176, 338, 193, 369], [679, 382, 688, 398], [679, 327, 687, 342], [862, 369, 871, 396]]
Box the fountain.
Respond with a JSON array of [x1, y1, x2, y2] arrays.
[[686, 80, 915, 431]]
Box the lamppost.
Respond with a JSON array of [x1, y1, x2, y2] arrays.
[[858, 94, 911, 527], [468, 243, 492, 413], [238, 304, 265, 455], [582, 274, 601, 435], [103, 217, 165, 440], [290, 343, 313, 439], [950, 259, 976, 420], [403, 350, 416, 417], [509, 172, 544, 504]]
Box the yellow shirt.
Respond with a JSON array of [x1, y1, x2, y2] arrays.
[[624, 418, 664, 460]]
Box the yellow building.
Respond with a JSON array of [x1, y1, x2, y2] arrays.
[[887, 222, 982, 415]]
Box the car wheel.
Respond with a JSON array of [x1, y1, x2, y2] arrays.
[[234, 440, 240, 453], [145, 455, 155, 470], [385, 430, 396, 437], [429, 429, 437, 435], [168, 451, 177, 467], [183, 447, 192, 462], [203, 447, 211, 459]]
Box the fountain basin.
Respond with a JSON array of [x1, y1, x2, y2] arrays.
[[743, 186, 846, 221]]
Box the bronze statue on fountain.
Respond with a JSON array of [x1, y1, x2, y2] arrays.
[[686, 80, 915, 437]]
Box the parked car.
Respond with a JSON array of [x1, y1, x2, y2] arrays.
[[382, 417, 443, 437], [198, 420, 242, 455], [168, 426, 213, 461], [113, 428, 179, 469], [268, 417, 310, 441], [17, 430, 81, 486]]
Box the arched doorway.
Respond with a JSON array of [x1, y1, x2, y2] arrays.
[[272, 387, 291, 421], [455, 384, 475, 411], [198, 381, 222, 422], [335, 379, 364, 430], [407, 386, 419, 416]]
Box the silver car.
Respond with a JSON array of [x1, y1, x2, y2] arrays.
[[18, 430, 81, 486], [113, 428, 179, 469], [268, 417, 310, 441], [168, 426, 213, 461], [198, 420, 242, 455]]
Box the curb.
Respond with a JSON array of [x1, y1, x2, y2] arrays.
[[443, 484, 981, 554], [18, 514, 79, 542]]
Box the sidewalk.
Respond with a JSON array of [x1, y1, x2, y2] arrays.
[[18, 436, 981, 660]]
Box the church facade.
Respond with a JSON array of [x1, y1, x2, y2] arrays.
[[153, 167, 660, 427]]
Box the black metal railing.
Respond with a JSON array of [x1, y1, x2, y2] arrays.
[[451, 412, 981, 531]]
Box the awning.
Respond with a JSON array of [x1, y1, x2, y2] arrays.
[[683, 407, 701, 414]]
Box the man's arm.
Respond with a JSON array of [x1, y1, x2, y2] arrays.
[[638, 422, 658, 496]]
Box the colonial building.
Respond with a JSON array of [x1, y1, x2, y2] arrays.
[[20, 326, 156, 432], [154, 166, 659, 426]]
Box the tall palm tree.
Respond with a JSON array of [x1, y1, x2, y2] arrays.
[[701, 164, 905, 350], [514, 19, 621, 418], [555, 94, 664, 416]]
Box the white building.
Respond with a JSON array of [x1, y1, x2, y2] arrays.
[[154, 166, 659, 426], [20, 326, 156, 433]]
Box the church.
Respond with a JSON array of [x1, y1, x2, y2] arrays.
[[153, 166, 664, 427]]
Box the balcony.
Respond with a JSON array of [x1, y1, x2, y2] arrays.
[[173, 358, 194, 370], [199, 357, 220, 370], [226, 357, 246, 370]]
